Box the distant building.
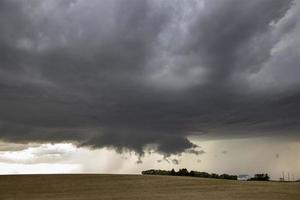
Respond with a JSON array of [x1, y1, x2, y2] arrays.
[[237, 175, 251, 181], [280, 178, 284, 181]]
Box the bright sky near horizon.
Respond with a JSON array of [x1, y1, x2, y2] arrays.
[[1, 138, 299, 181]]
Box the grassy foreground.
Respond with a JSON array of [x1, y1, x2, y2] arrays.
[[0, 174, 299, 200]]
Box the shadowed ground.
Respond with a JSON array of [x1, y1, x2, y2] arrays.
[[0, 174, 299, 200]]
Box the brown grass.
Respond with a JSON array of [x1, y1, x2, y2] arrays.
[[0, 174, 299, 200]]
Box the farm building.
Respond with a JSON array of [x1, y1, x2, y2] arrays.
[[237, 175, 251, 181]]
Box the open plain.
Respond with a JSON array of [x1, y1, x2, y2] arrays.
[[0, 174, 299, 200]]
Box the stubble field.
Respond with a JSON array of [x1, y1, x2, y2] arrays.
[[0, 174, 299, 200]]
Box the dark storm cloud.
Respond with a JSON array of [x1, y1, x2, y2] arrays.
[[0, 0, 300, 155]]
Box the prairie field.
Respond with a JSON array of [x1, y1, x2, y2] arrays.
[[0, 174, 299, 200]]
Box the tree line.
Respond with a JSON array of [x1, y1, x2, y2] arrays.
[[141, 169, 270, 181], [248, 174, 270, 181], [141, 169, 238, 180]]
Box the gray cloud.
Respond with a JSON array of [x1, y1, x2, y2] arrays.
[[0, 0, 300, 155], [186, 149, 206, 156], [221, 151, 228, 155], [0, 143, 74, 164], [172, 159, 180, 165], [0, 142, 38, 152]]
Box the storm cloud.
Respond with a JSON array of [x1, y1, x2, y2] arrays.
[[0, 0, 300, 155]]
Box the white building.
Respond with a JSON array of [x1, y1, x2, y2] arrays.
[[237, 175, 251, 181]]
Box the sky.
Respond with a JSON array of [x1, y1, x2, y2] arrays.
[[0, 0, 300, 180]]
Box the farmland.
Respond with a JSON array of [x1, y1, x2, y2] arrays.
[[0, 174, 299, 200]]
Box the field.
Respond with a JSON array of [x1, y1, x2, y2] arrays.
[[0, 174, 299, 200]]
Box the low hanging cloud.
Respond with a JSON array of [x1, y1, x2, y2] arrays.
[[0, 143, 75, 164], [0, 0, 300, 155], [172, 159, 180, 165], [221, 151, 228, 155], [186, 149, 206, 156]]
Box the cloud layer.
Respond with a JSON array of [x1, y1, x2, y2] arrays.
[[0, 0, 300, 155]]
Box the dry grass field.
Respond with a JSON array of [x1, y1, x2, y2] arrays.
[[0, 174, 299, 200]]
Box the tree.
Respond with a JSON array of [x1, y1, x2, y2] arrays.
[[190, 170, 195, 177], [170, 169, 176, 176], [177, 168, 189, 176], [250, 174, 270, 181]]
